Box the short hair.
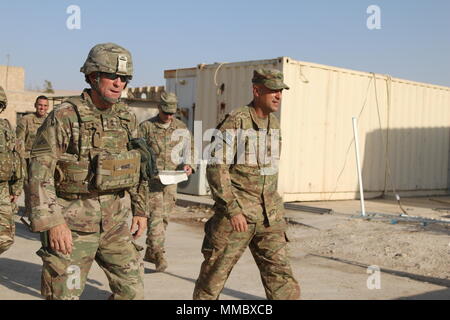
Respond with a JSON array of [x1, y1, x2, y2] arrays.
[[35, 95, 49, 104]]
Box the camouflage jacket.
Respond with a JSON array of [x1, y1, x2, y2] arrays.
[[29, 90, 147, 233], [16, 112, 47, 159], [206, 103, 284, 225], [0, 118, 24, 197], [138, 116, 195, 172]]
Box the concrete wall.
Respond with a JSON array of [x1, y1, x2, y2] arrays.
[[0, 65, 25, 91]]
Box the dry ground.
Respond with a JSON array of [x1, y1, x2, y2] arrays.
[[173, 195, 450, 287]]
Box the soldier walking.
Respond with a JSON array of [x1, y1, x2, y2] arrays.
[[16, 95, 49, 218], [29, 43, 148, 300], [193, 69, 300, 300], [0, 86, 24, 255], [138, 92, 194, 272]]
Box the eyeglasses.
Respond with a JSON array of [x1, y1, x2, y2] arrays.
[[99, 72, 131, 83], [162, 111, 175, 116]]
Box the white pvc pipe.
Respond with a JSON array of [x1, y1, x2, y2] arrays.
[[352, 117, 366, 217]]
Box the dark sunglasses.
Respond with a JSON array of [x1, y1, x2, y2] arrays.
[[99, 72, 131, 83], [162, 111, 175, 116]]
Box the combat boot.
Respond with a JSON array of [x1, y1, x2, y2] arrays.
[[155, 252, 168, 272], [143, 247, 156, 263]]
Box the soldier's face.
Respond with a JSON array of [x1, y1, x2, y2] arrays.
[[158, 109, 174, 123], [35, 99, 49, 117], [97, 73, 127, 102], [253, 85, 283, 113]]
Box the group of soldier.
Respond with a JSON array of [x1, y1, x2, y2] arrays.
[[0, 42, 300, 300]]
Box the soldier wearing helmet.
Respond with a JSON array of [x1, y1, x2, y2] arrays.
[[0, 86, 24, 255], [138, 91, 195, 272], [29, 43, 147, 300]]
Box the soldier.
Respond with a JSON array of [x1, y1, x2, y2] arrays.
[[138, 92, 194, 272], [16, 95, 49, 218], [0, 86, 24, 255], [29, 43, 148, 300], [193, 69, 300, 300]]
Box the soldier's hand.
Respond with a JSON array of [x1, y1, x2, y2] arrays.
[[230, 214, 248, 232], [183, 165, 193, 176], [131, 216, 147, 240], [48, 223, 73, 255]]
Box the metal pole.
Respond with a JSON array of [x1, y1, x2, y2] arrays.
[[352, 117, 366, 217]]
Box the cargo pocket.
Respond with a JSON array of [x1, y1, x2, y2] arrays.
[[36, 247, 71, 299], [36, 247, 68, 277]]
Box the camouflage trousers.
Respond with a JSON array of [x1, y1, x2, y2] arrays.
[[193, 214, 300, 300], [146, 179, 177, 257], [0, 183, 15, 255], [37, 208, 144, 300]]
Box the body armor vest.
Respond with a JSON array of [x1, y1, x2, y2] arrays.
[[55, 97, 140, 196], [0, 119, 22, 182]]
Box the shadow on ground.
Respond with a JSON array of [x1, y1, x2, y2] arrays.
[[0, 258, 111, 300], [309, 254, 450, 288], [14, 221, 40, 242], [145, 267, 264, 300], [398, 288, 450, 300]]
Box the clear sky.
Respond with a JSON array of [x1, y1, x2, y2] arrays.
[[0, 0, 449, 90]]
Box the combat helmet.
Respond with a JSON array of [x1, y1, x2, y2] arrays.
[[0, 86, 7, 113], [81, 42, 133, 78], [81, 43, 133, 104]]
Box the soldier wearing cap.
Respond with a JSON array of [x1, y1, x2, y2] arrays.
[[29, 43, 147, 299], [16, 95, 49, 219], [138, 92, 195, 272], [0, 86, 24, 255], [193, 68, 300, 300]]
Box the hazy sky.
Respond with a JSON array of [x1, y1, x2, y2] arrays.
[[0, 0, 448, 90]]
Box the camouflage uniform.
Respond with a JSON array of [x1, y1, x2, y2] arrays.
[[138, 92, 194, 270], [16, 112, 46, 217], [193, 69, 300, 300], [0, 86, 23, 255], [29, 43, 147, 300]]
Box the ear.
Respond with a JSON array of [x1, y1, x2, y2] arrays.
[[252, 84, 260, 97]]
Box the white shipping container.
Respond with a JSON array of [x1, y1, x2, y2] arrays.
[[165, 57, 450, 201]]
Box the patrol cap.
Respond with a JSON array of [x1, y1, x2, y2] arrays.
[[0, 86, 7, 108], [159, 92, 178, 113], [80, 42, 133, 78], [252, 68, 289, 90]]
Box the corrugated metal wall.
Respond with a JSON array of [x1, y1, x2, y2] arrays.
[[165, 68, 197, 132], [194, 58, 283, 136], [186, 57, 450, 201]]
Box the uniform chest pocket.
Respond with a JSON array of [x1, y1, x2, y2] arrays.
[[102, 116, 121, 131]]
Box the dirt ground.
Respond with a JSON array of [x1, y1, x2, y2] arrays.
[[1, 193, 448, 300], [173, 195, 450, 287]]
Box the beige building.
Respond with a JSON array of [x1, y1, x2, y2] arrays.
[[0, 64, 166, 127], [0, 65, 79, 127]]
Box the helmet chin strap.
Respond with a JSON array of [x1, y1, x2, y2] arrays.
[[92, 75, 120, 105]]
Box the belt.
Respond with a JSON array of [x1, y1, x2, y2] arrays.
[[57, 189, 126, 200]]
